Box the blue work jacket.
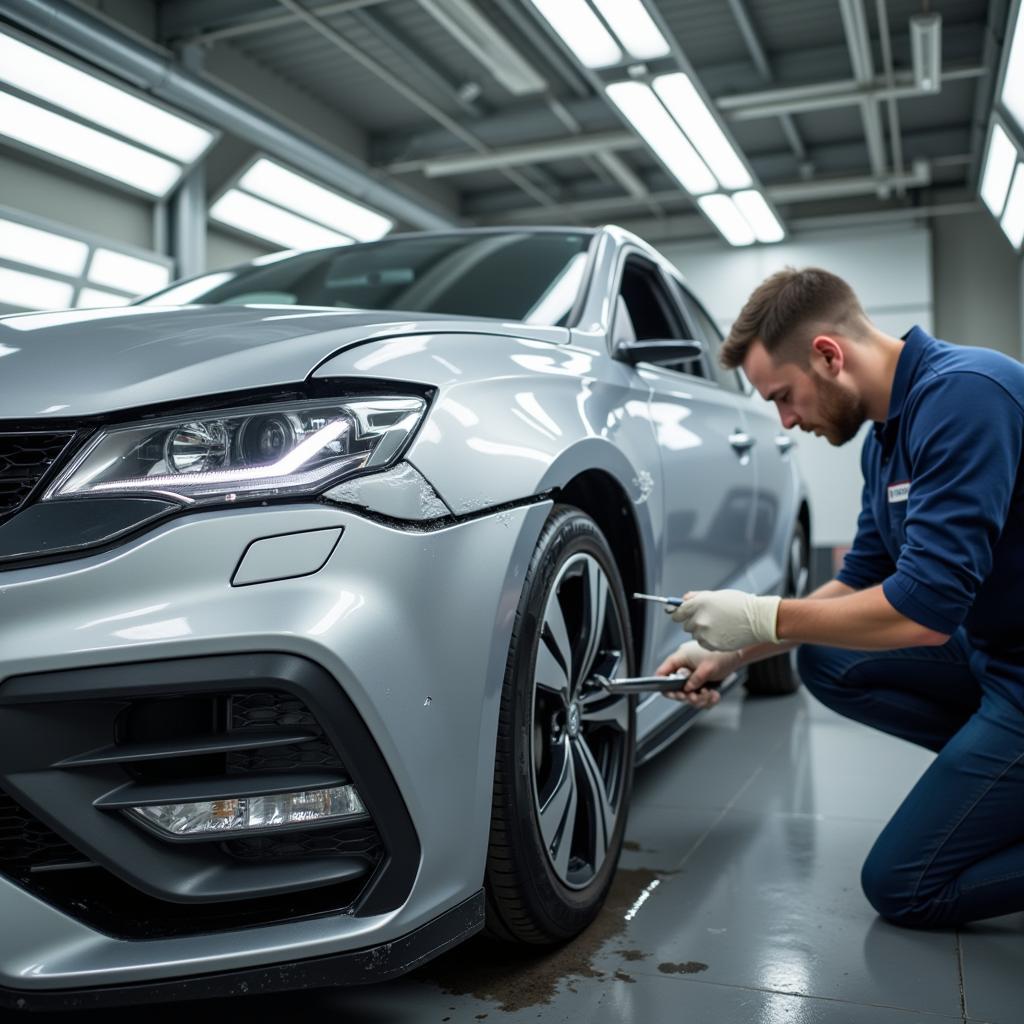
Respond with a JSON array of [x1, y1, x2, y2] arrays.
[[837, 326, 1024, 664]]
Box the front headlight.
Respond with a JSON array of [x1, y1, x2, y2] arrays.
[[44, 395, 427, 505]]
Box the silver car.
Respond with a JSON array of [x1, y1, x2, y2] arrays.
[[0, 226, 808, 1009]]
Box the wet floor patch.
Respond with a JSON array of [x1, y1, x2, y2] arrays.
[[415, 867, 673, 1013]]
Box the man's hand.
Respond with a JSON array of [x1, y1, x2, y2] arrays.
[[655, 641, 742, 709], [669, 589, 781, 651]]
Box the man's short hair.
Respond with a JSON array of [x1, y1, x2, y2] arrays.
[[720, 267, 867, 369]]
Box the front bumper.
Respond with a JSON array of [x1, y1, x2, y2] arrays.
[[0, 498, 550, 995]]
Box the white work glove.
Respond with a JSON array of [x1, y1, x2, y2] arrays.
[[668, 589, 781, 651], [655, 640, 741, 709]]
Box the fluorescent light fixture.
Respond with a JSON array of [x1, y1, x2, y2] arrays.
[[419, 0, 546, 95], [980, 122, 1018, 217], [1002, 2, 1024, 134], [0, 32, 214, 163], [211, 190, 354, 250], [606, 81, 716, 194], [0, 92, 181, 197], [592, 0, 670, 60], [698, 194, 756, 246], [528, 0, 622, 68], [88, 249, 170, 295], [238, 159, 392, 242], [909, 14, 942, 93], [76, 287, 133, 309], [0, 267, 75, 309], [1000, 162, 1024, 249], [0, 218, 89, 276], [732, 190, 785, 243], [653, 73, 752, 190]]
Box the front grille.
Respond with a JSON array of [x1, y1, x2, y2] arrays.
[[0, 431, 76, 519]]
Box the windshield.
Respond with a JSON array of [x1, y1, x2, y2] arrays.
[[139, 231, 594, 326]]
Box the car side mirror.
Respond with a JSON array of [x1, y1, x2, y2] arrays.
[[614, 338, 705, 366]]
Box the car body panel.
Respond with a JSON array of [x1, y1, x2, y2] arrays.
[[0, 499, 550, 988]]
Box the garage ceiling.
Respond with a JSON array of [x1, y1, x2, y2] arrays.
[[7, 0, 1010, 242]]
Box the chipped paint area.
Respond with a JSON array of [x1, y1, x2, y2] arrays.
[[631, 469, 654, 505]]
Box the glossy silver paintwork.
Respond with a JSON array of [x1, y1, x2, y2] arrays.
[[0, 226, 805, 991]]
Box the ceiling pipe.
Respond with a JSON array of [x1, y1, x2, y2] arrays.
[[0, 0, 457, 229]]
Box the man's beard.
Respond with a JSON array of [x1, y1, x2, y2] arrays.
[[811, 373, 866, 445]]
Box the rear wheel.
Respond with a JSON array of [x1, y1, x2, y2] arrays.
[[485, 505, 636, 943], [745, 519, 809, 696]]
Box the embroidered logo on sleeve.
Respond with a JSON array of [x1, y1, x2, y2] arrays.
[[887, 481, 910, 503]]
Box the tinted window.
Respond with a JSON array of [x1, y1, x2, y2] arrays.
[[140, 232, 593, 326], [617, 257, 707, 378]]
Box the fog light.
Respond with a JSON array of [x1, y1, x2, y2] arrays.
[[129, 784, 365, 837]]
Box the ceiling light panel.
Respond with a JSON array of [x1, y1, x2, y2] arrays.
[[606, 81, 716, 194], [238, 159, 392, 242], [732, 190, 785, 243], [0, 31, 214, 163], [211, 190, 354, 251], [1002, 2, 1024, 134], [528, 0, 623, 68], [697, 194, 756, 246], [0, 267, 75, 310], [0, 92, 181, 197], [76, 287, 133, 309], [980, 122, 1018, 217], [591, 0, 670, 60], [88, 249, 171, 295], [653, 73, 752, 190], [909, 14, 942, 93], [1000, 162, 1024, 250], [0, 218, 89, 277]]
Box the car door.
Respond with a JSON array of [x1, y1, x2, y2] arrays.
[[676, 284, 797, 597], [614, 254, 756, 676]]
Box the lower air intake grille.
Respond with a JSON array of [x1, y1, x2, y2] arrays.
[[0, 788, 87, 871], [0, 431, 76, 519]]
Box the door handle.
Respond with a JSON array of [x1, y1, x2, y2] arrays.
[[774, 434, 795, 454], [729, 431, 756, 452]]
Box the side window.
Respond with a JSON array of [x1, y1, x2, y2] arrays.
[[615, 256, 708, 379], [673, 282, 744, 394]]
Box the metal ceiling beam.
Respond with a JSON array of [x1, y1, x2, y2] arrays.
[[391, 131, 640, 176], [719, 65, 985, 120], [274, 0, 559, 209], [875, 0, 906, 192], [1, 0, 456, 229], [725, 0, 807, 162], [482, 161, 940, 225], [162, 0, 387, 45], [839, 0, 889, 192]]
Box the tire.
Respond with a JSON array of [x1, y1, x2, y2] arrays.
[[484, 504, 636, 944], [745, 518, 809, 697]]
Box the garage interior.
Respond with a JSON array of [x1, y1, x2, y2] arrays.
[[1, 0, 1023, 1021]]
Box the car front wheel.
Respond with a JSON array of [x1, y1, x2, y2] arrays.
[[485, 505, 636, 943]]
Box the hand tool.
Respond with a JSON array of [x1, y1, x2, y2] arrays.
[[596, 671, 691, 694], [633, 591, 685, 609]]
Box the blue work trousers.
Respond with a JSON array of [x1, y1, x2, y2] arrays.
[[797, 631, 1024, 928]]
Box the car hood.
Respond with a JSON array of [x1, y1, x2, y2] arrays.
[[0, 305, 561, 418]]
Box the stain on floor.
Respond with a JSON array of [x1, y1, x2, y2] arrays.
[[657, 961, 709, 975], [415, 867, 671, 1013]]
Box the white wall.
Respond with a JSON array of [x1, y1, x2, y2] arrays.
[[661, 225, 933, 547]]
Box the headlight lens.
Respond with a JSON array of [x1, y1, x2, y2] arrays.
[[45, 395, 426, 504]]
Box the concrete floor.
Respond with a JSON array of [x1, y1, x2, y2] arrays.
[[86, 684, 1021, 1023]]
